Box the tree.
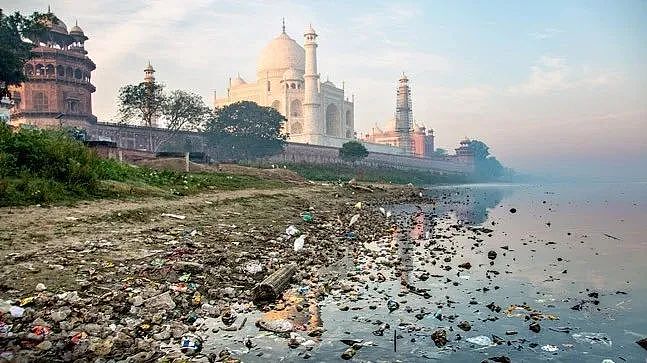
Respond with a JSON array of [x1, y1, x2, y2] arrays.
[[0, 10, 52, 99], [339, 140, 369, 163], [117, 81, 165, 150], [467, 139, 504, 179], [205, 101, 287, 161], [155, 90, 211, 152], [431, 148, 447, 157]]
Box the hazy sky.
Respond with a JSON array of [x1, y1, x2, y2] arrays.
[[5, 0, 647, 179]]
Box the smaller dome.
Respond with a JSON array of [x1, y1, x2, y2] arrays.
[[282, 68, 302, 81], [70, 23, 84, 35], [145, 62, 154, 72], [43, 15, 68, 35], [231, 74, 247, 87]]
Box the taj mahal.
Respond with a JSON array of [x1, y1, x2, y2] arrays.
[[215, 21, 357, 149]]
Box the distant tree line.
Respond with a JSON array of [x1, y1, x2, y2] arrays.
[[467, 139, 506, 179]]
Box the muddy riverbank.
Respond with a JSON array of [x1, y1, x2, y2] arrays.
[[0, 182, 426, 361]]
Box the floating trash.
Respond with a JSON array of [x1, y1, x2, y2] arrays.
[[572, 332, 612, 347], [541, 344, 559, 352], [467, 335, 494, 346]]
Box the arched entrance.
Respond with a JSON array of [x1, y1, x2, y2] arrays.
[[325, 104, 340, 137]]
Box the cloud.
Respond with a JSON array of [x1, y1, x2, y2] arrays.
[[508, 56, 620, 95], [530, 27, 562, 40]]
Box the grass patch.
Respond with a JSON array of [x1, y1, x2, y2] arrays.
[[0, 125, 284, 207], [281, 163, 471, 185]]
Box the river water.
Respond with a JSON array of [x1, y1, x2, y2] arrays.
[[205, 182, 647, 362]]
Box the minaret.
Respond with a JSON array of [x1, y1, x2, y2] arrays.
[[143, 61, 159, 127], [303, 24, 321, 139], [395, 73, 413, 154], [144, 61, 155, 83]]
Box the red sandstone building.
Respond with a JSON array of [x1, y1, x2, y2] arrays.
[[363, 121, 435, 158], [9, 11, 96, 129]]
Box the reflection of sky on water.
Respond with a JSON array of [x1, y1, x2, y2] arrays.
[[206, 183, 647, 362], [383, 182, 647, 362]]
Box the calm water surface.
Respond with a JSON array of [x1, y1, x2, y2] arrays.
[[208, 182, 647, 362]]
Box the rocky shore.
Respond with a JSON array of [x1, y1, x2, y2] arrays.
[[0, 182, 426, 362]]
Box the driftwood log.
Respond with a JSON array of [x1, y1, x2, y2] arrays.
[[252, 263, 297, 304]]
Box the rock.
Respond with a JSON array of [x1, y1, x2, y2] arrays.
[[458, 262, 472, 269], [457, 321, 471, 331], [529, 322, 541, 333], [341, 347, 357, 360], [489, 356, 511, 363], [132, 295, 144, 307], [487, 251, 497, 260], [509, 208, 516, 213], [50, 307, 71, 322], [431, 329, 448, 347], [256, 318, 294, 333], [637, 337, 647, 350], [36, 340, 52, 351], [387, 300, 399, 312], [144, 291, 175, 310]]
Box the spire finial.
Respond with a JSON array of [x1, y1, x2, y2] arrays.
[[75, 19, 78, 26], [282, 18, 286, 33], [47, 5, 51, 13]]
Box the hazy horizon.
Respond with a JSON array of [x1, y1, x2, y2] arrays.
[[4, 0, 646, 180]]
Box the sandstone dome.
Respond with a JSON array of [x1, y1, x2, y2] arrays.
[[257, 32, 305, 76]]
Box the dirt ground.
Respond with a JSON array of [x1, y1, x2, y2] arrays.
[[135, 158, 305, 183]]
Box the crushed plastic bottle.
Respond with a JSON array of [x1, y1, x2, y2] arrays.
[[293, 235, 306, 251]]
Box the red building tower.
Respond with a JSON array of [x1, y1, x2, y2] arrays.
[[10, 10, 96, 128]]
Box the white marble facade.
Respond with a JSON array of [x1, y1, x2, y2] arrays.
[[214, 23, 355, 148]]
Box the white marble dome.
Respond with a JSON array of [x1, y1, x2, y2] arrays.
[[282, 68, 302, 81], [257, 32, 305, 75]]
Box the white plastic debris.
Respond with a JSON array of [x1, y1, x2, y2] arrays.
[[354, 202, 363, 209], [293, 235, 305, 251], [285, 225, 300, 236], [35, 283, 46, 291], [244, 262, 263, 274], [466, 335, 494, 346], [572, 332, 612, 347], [9, 306, 24, 318], [541, 344, 559, 352], [349, 214, 360, 227], [161, 213, 186, 220], [65, 216, 78, 221]]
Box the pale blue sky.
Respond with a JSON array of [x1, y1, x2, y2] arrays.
[[5, 0, 647, 179]]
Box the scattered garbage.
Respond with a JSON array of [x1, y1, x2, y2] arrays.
[[541, 344, 559, 352], [529, 322, 541, 333], [572, 332, 612, 347], [161, 213, 186, 220], [244, 261, 263, 274], [349, 214, 360, 227], [180, 333, 203, 355], [302, 212, 314, 222], [9, 306, 24, 318], [285, 225, 300, 236], [354, 202, 363, 209], [467, 335, 494, 346], [293, 235, 306, 251]]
